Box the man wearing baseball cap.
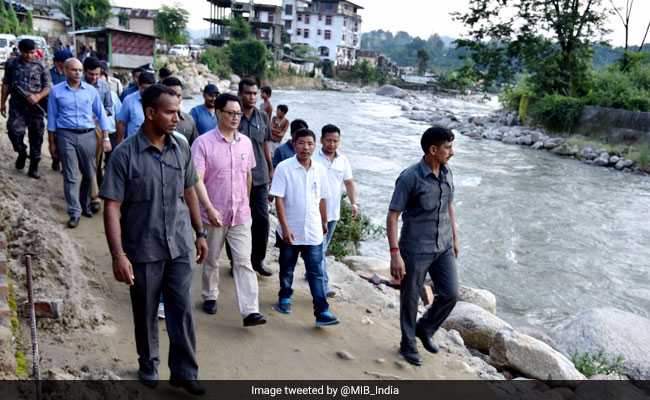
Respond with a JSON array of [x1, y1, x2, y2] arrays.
[[190, 84, 219, 135]]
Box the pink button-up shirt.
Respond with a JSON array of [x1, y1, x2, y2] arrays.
[[191, 127, 256, 226]]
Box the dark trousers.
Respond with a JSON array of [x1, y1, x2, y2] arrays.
[[226, 183, 269, 268], [278, 241, 328, 316], [130, 252, 198, 380], [400, 248, 459, 353], [7, 106, 44, 161]]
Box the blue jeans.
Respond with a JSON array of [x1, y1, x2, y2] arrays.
[[278, 242, 329, 316], [321, 220, 338, 293]]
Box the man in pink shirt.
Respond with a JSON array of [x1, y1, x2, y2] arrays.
[[191, 93, 266, 327]]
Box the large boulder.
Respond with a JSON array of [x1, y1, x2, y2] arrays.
[[458, 286, 497, 315], [340, 256, 389, 274], [376, 84, 408, 99], [593, 152, 611, 166], [550, 143, 579, 156], [489, 329, 586, 381], [442, 301, 511, 352], [554, 307, 650, 380]]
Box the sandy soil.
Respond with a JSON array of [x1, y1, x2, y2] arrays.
[[0, 115, 487, 381]]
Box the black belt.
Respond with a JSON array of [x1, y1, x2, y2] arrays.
[[61, 128, 95, 134]]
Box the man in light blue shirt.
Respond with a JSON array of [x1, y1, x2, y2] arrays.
[[190, 84, 219, 135], [115, 71, 155, 143], [47, 58, 110, 229]]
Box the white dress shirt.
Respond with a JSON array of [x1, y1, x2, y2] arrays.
[[270, 156, 329, 246], [313, 148, 353, 222]]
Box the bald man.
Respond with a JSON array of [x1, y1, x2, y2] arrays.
[[47, 58, 110, 228]]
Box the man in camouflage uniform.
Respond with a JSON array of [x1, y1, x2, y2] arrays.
[[1, 39, 51, 178]]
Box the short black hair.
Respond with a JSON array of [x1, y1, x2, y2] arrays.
[[261, 85, 272, 96], [293, 128, 316, 142], [83, 56, 101, 71], [158, 67, 172, 79], [162, 77, 183, 88], [238, 77, 258, 93], [421, 126, 455, 154], [132, 67, 144, 77], [290, 119, 308, 135], [321, 124, 340, 137], [18, 39, 36, 53], [138, 71, 156, 85], [141, 84, 178, 112], [215, 93, 242, 111], [277, 104, 288, 114]]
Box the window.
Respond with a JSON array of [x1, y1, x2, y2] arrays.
[[317, 29, 322, 35], [304, 29, 309, 38], [342, 34, 346, 41], [318, 15, 322, 21], [297, 13, 302, 21], [304, 14, 310, 24], [297, 28, 302, 35], [284, 4, 293, 15], [319, 46, 329, 56], [285, 20, 292, 30], [324, 30, 331, 40], [268, 14, 274, 23], [343, 18, 346, 27], [325, 16, 332, 25]]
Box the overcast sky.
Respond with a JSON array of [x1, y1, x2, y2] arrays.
[[112, 0, 650, 46]]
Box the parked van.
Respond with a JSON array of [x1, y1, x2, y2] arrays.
[[169, 44, 190, 57], [0, 34, 17, 65], [16, 35, 51, 61]]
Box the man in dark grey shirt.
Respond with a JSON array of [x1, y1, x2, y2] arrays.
[[387, 126, 460, 367], [162, 77, 198, 146], [100, 85, 208, 395], [236, 77, 274, 276]]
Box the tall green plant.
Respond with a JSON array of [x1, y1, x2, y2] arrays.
[[228, 39, 268, 78], [60, 0, 112, 29], [155, 5, 189, 45]]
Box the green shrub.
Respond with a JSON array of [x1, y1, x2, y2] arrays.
[[228, 39, 268, 78], [500, 77, 536, 111], [586, 68, 650, 112], [529, 94, 585, 132], [200, 47, 232, 79], [329, 197, 384, 261], [437, 63, 479, 92], [571, 351, 625, 378]]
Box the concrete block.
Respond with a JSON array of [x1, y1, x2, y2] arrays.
[[22, 299, 63, 319]]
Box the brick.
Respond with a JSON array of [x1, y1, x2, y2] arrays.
[[22, 300, 63, 319], [0, 252, 7, 275]]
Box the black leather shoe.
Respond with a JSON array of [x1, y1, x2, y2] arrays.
[[90, 201, 101, 214], [67, 217, 80, 228], [15, 153, 27, 170], [27, 169, 40, 179], [138, 376, 158, 388], [82, 210, 93, 218], [399, 349, 422, 366], [202, 300, 217, 314], [51, 159, 60, 171], [243, 313, 267, 327], [254, 264, 273, 277], [416, 326, 439, 354], [170, 377, 206, 396]]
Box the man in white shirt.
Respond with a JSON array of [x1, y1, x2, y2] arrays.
[[269, 129, 340, 327], [313, 124, 358, 298]]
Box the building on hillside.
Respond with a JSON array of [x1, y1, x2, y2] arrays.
[[205, 0, 283, 50], [69, 27, 155, 70], [107, 7, 157, 37], [281, 0, 363, 66], [357, 49, 399, 77]]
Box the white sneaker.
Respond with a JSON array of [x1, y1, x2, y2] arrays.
[[157, 303, 165, 319]]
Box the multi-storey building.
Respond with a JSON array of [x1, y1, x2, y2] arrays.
[[205, 0, 283, 49], [281, 0, 362, 66]]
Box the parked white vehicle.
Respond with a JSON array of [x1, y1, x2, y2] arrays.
[[168, 44, 190, 57], [0, 34, 17, 64]]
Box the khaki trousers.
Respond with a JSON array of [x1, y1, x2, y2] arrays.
[[201, 222, 259, 316]]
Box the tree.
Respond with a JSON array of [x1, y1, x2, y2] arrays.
[[60, 0, 112, 29], [455, 0, 610, 95], [228, 39, 268, 77], [416, 49, 429, 74], [155, 5, 189, 45], [229, 16, 252, 41]]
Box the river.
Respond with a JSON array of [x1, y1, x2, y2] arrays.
[[185, 90, 650, 332]]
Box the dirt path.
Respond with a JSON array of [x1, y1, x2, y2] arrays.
[[0, 120, 481, 381]]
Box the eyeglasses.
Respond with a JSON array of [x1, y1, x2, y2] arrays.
[[221, 110, 243, 119]]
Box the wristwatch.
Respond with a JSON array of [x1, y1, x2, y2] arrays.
[[196, 228, 208, 239]]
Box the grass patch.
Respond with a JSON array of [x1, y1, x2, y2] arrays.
[[571, 351, 625, 378], [14, 351, 27, 378], [565, 136, 620, 154], [627, 144, 650, 171], [328, 197, 384, 261]]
